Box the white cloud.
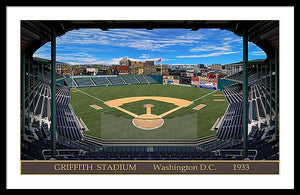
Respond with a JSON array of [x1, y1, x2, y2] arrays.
[[189, 45, 231, 52], [251, 51, 266, 56], [140, 54, 150, 58], [177, 51, 239, 58], [222, 36, 243, 44], [176, 33, 205, 40], [55, 29, 201, 52]]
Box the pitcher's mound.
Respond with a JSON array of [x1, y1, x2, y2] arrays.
[[132, 114, 164, 130]]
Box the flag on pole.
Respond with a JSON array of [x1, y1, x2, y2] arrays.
[[156, 59, 163, 76]]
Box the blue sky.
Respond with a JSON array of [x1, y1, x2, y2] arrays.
[[33, 28, 266, 65]]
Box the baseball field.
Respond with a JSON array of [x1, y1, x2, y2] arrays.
[[70, 84, 228, 140]]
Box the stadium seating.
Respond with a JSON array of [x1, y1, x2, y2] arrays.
[[64, 74, 160, 88], [64, 77, 76, 87], [144, 75, 159, 84], [22, 71, 85, 160], [217, 68, 278, 142], [121, 75, 139, 85], [74, 77, 94, 87], [91, 77, 111, 86], [21, 66, 278, 161], [106, 76, 125, 85], [134, 75, 149, 84], [226, 68, 259, 84]]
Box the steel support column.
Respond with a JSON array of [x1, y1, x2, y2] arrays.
[[275, 51, 279, 134], [260, 66, 262, 85], [32, 65, 35, 114], [256, 65, 259, 84], [269, 59, 272, 126], [37, 65, 40, 92], [242, 28, 249, 158], [21, 53, 26, 136], [265, 65, 267, 109], [50, 28, 57, 158], [27, 58, 30, 124], [41, 64, 44, 79]]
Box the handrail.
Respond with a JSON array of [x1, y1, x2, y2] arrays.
[[57, 135, 104, 152]]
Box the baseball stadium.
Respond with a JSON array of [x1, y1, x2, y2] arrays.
[[20, 20, 279, 161]]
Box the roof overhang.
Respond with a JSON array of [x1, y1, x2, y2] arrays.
[[21, 20, 279, 61]]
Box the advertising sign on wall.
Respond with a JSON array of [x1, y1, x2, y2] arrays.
[[191, 77, 200, 86], [173, 79, 179, 85]]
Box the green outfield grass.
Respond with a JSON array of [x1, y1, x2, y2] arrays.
[[70, 84, 228, 139], [120, 99, 178, 116]]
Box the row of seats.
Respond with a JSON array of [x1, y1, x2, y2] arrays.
[[64, 75, 159, 87], [218, 70, 278, 141], [55, 85, 83, 141], [226, 68, 258, 84], [224, 127, 278, 160], [22, 71, 85, 159]]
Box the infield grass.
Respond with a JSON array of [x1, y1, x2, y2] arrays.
[[70, 84, 228, 139]]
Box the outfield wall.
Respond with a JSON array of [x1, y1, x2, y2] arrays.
[[147, 74, 163, 84], [217, 78, 237, 90]]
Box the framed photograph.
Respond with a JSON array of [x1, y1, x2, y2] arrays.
[[6, 5, 294, 189]]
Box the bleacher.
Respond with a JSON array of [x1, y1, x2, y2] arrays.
[[64, 75, 160, 88], [144, 75, 159, 84], [74, 77, 94, 87], [217, 68, 278, 142], [22, 65, 278, 161], [22, 70, 85, 159], [217, 101, 243, 140], [91, 77, 111, 86], [106, 76, 125, 85], [134, 75, 149, 84], [64, 77, 76, 87], [122, 75, 139, 85], [226, 69, 258, 84]]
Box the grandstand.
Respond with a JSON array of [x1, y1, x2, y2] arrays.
[[21, 20, 279, 161], [64, 75, 160, 88], [91, 76, 111, 86]]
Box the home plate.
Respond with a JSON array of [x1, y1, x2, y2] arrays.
[[132, 114, 164, 130]]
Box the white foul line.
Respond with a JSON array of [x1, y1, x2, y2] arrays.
[[72, 88, 105, 103], [192, 90, 217, 102]]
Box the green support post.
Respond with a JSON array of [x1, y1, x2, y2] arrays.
[[269, 59, 272, 126], [260, 65, 263, 85], [265, 65, 267, 109], [27, 58, 30, 124], [37, 65, 40, 92], [50, 28, 57, 158], [242, 28, 249, 158], [32, 65, 35, 114], [275, 51, 279, 134], [256, 65, 258, 84], [21, 53, 26, 136]]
